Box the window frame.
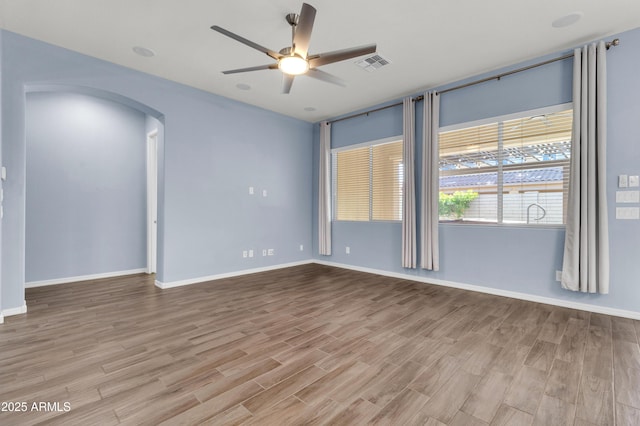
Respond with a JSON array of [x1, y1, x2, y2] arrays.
[[331, 135, 403, 223], [438, 102, 573, 229]]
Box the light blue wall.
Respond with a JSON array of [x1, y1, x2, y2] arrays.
[[26, 91, 147, 282], [313, 27, 640, 314], [1, 30, 313, 310]]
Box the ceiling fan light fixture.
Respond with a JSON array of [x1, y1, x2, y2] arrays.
[[279, 55, 309, 75]]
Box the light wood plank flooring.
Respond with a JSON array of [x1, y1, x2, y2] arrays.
[[1, 264, 639, 425]]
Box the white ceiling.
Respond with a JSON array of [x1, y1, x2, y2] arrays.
[[0, 1, 638, 122]]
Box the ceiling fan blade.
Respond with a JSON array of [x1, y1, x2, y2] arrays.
[[282, 74, 295, 94], [307, 68, 346, 87], [222, 64, 278, 74], [211, 25, 281, 60], [293, 3, 316, 58], [308, 44, 377, 68]]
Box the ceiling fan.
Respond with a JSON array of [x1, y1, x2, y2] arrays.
[[211, 3, 376, 94]]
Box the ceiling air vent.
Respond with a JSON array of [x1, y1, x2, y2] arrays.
[[355, 54, 391, 72]]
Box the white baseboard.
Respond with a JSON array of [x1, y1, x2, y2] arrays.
[[313, 260, 640, 321], [3, 303, 28, 317], [26, 268, 147, 288], [0, 313, 4, 324], [155, 260, 314, 289]]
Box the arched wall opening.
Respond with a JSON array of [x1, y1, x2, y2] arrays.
[[24, 85, 165, 286]]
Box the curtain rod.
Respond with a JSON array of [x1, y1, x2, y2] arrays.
[[327, 38, 620, 125]]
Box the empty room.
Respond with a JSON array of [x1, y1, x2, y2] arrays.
[[0, 1, 639, 425]]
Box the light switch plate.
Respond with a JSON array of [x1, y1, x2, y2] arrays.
[[629, 175, 640, 187], [619, 174, 628, 188], [616, 191, 640, 203], [616, 207, 640, 220]]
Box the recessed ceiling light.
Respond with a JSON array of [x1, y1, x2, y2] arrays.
[[552, 12, 582, 28], [304, 107, 316, 112], [236, 83, 251, 91], [132, 46, 155, 57]]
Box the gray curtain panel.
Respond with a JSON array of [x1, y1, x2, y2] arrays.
[[318, 121, 332, 256], [402, 97, 417, 268], [421, 92, 440, 271], [561, 41, 610, 293]]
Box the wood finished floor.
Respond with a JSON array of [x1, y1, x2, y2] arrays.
[[1, 264, 639, 425]]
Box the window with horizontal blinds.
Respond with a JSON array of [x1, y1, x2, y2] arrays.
[[439, 106, 573, 225], [333, 139, 403, 222], [372, 142, 403, 220], [335, 146, 370, 221]]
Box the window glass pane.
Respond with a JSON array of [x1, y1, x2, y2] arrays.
[[372, 141, 403, 221], [501, 109, 572, 224], [335, 146, 370, 221], [438, 108, 572, 225], [439, 123, 499, 222]]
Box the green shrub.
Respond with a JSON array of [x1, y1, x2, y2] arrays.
[[439, 190, 479, 219]]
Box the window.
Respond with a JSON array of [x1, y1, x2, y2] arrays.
[[333, 137, 403, 221], [439, 104, 572, 225]]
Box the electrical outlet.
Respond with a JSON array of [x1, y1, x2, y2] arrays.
[[299, 244, 304, 251], [630, 175, 640, 187], [249, 186, 254, 195], [267, 248, 274, 256], [262, 189, 268, 197], [262, 249, 267, 256], [346, 246, 350, 254], [242, 250, 248, 258], [248, 249, 254, 258], [555, 270, 562, 282]]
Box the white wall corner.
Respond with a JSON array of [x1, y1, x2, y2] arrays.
[[3, 302, 28, 317]]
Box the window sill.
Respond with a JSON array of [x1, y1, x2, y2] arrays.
[[439, 220, 565, 230]]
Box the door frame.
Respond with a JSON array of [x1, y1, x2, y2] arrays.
[[146, 130, 158, 274]]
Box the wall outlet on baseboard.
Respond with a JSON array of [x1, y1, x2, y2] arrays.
[[555, 270, 562, 282]]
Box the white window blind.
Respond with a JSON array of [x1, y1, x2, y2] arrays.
[[439, 106, 573, 225], [333, 139, 403, 221]]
